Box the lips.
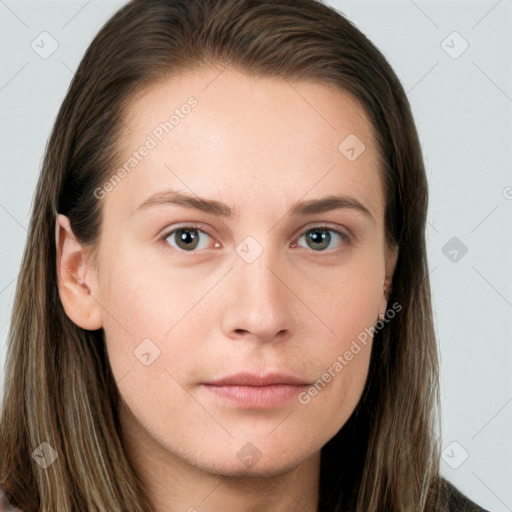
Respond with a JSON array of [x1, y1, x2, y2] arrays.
[[202, 371, 312, 387], [200, 372, 313, 408]]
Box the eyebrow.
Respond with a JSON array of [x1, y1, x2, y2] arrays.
[[132, 189, 374, 223]]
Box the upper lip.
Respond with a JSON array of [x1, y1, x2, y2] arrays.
[[202, 372, 311, 387]]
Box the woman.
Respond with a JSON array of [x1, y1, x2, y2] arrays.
[[0, 0, 490, 510]]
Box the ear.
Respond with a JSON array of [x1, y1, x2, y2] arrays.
[[55, 214, 103, 330], [378, 244, 399, 318]]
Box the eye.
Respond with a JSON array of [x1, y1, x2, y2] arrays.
[[160, 224, 350, 253], [293, 225, 350, 252], [162, 225, 215, 252]]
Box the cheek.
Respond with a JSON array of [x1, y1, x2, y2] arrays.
[[97, 265, 199, 432], [95, 254, 177, 379], [300, 257, 382, 409], [299, 343, 372, 432], [296, 301, 377, 435], [98, 246, 211, 337], [315, 257, 384, 350], [96, 249, 221, 397]]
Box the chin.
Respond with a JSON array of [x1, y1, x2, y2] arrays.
[[199, 458, 302, 479], [187, 441, 317, 479]]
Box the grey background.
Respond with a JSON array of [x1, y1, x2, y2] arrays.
[[1, 0, 511, 510]]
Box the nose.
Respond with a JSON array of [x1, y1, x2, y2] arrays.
[[220, 244, 296, 343]]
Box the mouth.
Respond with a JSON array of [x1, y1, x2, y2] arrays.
[[200, 371, 312, 409]]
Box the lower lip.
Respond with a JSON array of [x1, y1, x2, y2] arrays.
[[201, 384, 308, 408]]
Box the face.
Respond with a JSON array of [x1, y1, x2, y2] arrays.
[[67, 67, 396, 478]]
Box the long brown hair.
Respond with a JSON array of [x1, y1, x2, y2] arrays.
[[0, 0, 444, 510]]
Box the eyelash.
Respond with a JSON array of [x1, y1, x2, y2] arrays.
[[160, 223, 351, 254]]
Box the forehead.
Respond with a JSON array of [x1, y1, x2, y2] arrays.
[[107, 66, 384, 223]]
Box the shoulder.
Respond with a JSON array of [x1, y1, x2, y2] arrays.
[[439, 477, 490, 512], [0, 484, 23, 512]]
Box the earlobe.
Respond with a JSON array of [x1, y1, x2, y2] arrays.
[[55, 214, 103, 331]]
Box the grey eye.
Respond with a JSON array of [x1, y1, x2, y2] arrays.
[[297, 228, 347, 251]]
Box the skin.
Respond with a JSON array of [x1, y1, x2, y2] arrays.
[[56, 66, 398, 512]]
